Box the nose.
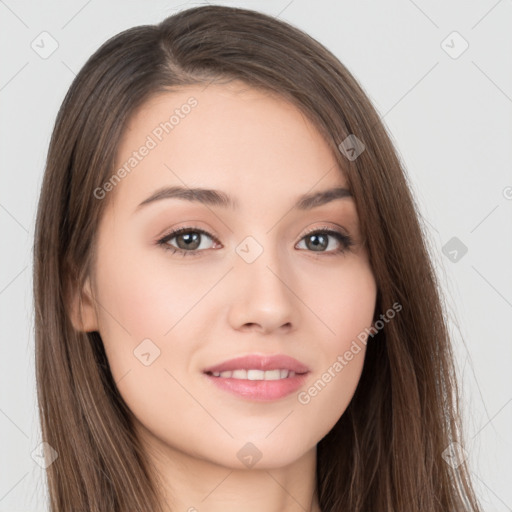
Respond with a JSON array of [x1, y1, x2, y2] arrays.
[[227, 243, 299, 335]]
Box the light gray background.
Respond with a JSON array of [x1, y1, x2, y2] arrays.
[[1, 0, 511, 510]]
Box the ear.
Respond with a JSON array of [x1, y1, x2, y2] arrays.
[[69, 275, 99, 332]]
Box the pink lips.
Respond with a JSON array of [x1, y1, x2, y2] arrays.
[[203, 354, 310, 402], [203, 354, 310, 374]]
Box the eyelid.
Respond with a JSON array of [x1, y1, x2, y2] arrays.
[[300, 223, 349, 238]]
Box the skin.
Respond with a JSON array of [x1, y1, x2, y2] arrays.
[[72, 80, 377, 512]]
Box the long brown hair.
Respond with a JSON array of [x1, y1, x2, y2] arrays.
[[33, 5, 482, 511]]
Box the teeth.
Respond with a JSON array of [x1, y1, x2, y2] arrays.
[[259, 369, 281, 381], [210, 369, 297, 380], [247, 369, 265, 380]]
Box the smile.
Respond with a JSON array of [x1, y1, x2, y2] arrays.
[[207, 369, 298, 380]]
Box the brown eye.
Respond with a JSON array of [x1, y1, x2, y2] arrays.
[[304, 233, 329, 251], [174, 231, 202, 250], [158, 227, 218, 256], [296, 229, 353, 255]]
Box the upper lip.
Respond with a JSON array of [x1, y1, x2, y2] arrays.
[[203, 354, 310, 374]]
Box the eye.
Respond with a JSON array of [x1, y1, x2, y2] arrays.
[[296, 227, 354, 256], [157, 226, 219, 257], [156, 225, 354, 257]]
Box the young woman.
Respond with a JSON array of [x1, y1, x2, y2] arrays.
[[33, 5, 483, 511]]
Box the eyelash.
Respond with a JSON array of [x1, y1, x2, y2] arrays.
[[156, 225, 354, 258]]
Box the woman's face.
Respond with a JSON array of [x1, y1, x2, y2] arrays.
[[78, 81, 377, 469]]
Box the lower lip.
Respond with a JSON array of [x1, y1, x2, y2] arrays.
[[204, 372, 309, 401]]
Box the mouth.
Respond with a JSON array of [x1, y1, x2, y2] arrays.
[[205, 368, 305, 380], [202, 354, 310, 401]]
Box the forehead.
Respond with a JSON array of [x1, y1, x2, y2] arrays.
[[109, 81, 349, 210]]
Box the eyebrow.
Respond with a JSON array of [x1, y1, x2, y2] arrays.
[[135, 185, 352, 212]]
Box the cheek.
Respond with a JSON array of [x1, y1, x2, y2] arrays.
[[300, 253, 377, 343], [91, 239, 210, 448], [91, 230, 203, 389], [290, 257, 376, 440], [93, 231, 216, 347]]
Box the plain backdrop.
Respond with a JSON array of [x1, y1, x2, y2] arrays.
[[1, 0, 511, 510]]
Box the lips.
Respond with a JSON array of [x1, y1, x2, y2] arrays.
[[203, 354, 311, 401], [203, 354, 310, 375]]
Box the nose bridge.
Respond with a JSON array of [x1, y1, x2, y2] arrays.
[[229, 233, 297, 331], [235, 234, 286, 289]]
